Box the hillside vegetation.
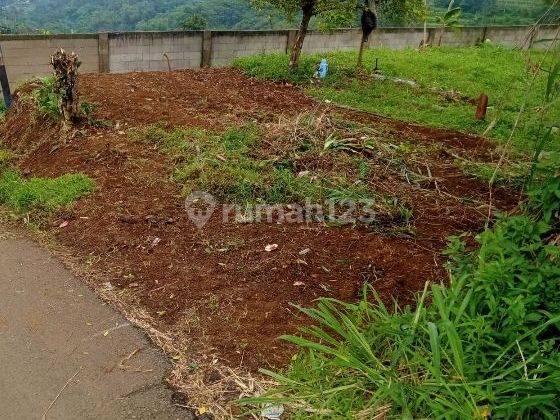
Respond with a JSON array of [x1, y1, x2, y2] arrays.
[[0, 0, 556, 33]]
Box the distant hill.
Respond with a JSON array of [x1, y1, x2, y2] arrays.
[[0, 0, 557, 34], [0, 0, 290, 33]]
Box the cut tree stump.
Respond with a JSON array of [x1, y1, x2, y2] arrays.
[[51, 49, 81, 125]]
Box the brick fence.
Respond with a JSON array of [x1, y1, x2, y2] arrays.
[[0, 25, 558, 92]]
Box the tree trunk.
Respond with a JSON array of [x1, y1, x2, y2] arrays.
[[438, 27, 444, 46], [289, 1, 314, 70], [422, 0, 428, 47], [357, 34, 367, 70], [357, 0, 376, 71]]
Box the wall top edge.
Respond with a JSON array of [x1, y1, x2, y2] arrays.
[[0, 24, 558, 42], [0, 33, 98, 41]]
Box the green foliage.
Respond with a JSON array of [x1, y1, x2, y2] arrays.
[[234, 45, 560, 153], [242, 176, 560, 418], [0, 169, 95, 213], [430, 0, 558, 26], [436, 2, 462, 29], [6, 0, 291, 32], [3, 0, 558, 32], [34, 77, 61, 119], [377, 0, 427, 25], [251, 0, 361, 28], [33, 76, 100, 123], [0, 149, 14, 168], [181, 14, 208, 30]]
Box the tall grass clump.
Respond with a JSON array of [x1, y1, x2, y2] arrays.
[[242, 174, 560, 418], [0, 169, 95, 213]]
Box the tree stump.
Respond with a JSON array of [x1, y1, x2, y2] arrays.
[[51, 49, 81, 125]]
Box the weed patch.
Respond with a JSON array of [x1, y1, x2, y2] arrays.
[[132, 120, 412, 226], [0, 169, 95, 213]]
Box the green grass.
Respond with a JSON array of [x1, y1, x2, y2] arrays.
[[241, 175, 560, 418], [133, 124, 369, 204], [131, 122, 412, 224], [0, 169, 95, 213], [234, 44, 560, 154]]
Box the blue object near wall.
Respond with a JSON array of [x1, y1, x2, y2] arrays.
[[318, 58, 328, 79]]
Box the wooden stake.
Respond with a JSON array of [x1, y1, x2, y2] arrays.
[[475, 93, 489, 120]]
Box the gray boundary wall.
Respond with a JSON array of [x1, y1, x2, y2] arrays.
[[0, 25, 558, 90]]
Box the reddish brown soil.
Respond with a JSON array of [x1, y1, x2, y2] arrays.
[[1, 68, 517, 373]]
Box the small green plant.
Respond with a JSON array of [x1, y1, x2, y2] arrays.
[[34, 76, 61, 119], [0, 169, 95, 213]]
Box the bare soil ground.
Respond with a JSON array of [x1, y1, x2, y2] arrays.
[[0, 68, 517, 412]]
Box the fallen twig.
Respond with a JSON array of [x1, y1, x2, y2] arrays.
[[42, 367, 82, 420]]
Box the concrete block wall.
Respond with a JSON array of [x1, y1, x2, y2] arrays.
[[0, 34, 99, 88], [108, 32, 203, 73], [369, 28, 426, 49], [302, 29, 362, 54], [485, 26, 532, 48], [436, 27, 486, 47], [211, 31, 287, 67], [528, 25, 559, 50], [0, 24, 558, 96]]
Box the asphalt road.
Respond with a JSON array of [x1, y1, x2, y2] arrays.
[[0, 227, 190, 419]]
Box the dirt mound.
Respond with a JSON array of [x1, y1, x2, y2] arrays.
[[0, 68, 517, 380], [78, 68, 317, 129]]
